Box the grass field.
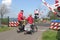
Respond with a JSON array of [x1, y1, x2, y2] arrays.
[[42, 30, 58, 40], [0, 26, 12, 32]]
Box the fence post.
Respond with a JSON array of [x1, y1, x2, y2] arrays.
[[0, 19, 1, 27], [8, 16, 9, 27]]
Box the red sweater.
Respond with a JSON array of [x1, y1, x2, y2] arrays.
[[18, 12, 23, 21], [27, 16, 34, 24]]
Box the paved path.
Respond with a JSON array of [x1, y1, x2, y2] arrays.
[[0, 26, 48, 40], [0, 23, 49, 40]]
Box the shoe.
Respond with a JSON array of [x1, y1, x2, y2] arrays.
[[17, 30, 20, 33]]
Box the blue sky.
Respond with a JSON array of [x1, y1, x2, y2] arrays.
[[0, 0, 55, 18]]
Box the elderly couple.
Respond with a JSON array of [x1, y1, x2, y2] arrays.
[[17, 10, 34, 34]]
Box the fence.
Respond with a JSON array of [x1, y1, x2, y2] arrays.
[[9, 18, 19, 27], [49, 20, 60, 30], [0, 17, 19, 27]]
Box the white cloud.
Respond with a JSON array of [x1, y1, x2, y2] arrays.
[[2, 0, 12, 6]]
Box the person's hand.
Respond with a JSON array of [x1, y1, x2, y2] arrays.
[[17, 21, 20, 25]]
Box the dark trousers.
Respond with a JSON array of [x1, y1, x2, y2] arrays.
[[31, 24, 38, 32], [18, 21, 22, 27], [18, 21, 25, 31]]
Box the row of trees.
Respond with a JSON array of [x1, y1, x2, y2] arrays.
[[47, 9, 60, 20]]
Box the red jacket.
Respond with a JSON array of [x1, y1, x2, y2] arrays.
[[27, 16, 34, 24], [18, 12, 23, 21]]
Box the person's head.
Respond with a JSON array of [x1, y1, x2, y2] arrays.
[[20, 10, 24, 12], [36, 9, 38, 11], [20, 10, 24, 14]]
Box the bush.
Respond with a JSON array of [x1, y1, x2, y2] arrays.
[[56, 30, 60, 40], [1, 18, 9, 25]]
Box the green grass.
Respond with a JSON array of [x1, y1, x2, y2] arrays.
[[0, 26, 12, 32], [42, 30, 57, 40]]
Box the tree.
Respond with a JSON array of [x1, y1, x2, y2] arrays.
[[0, 4, 9, 26], [47, 9, 60, 20]]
